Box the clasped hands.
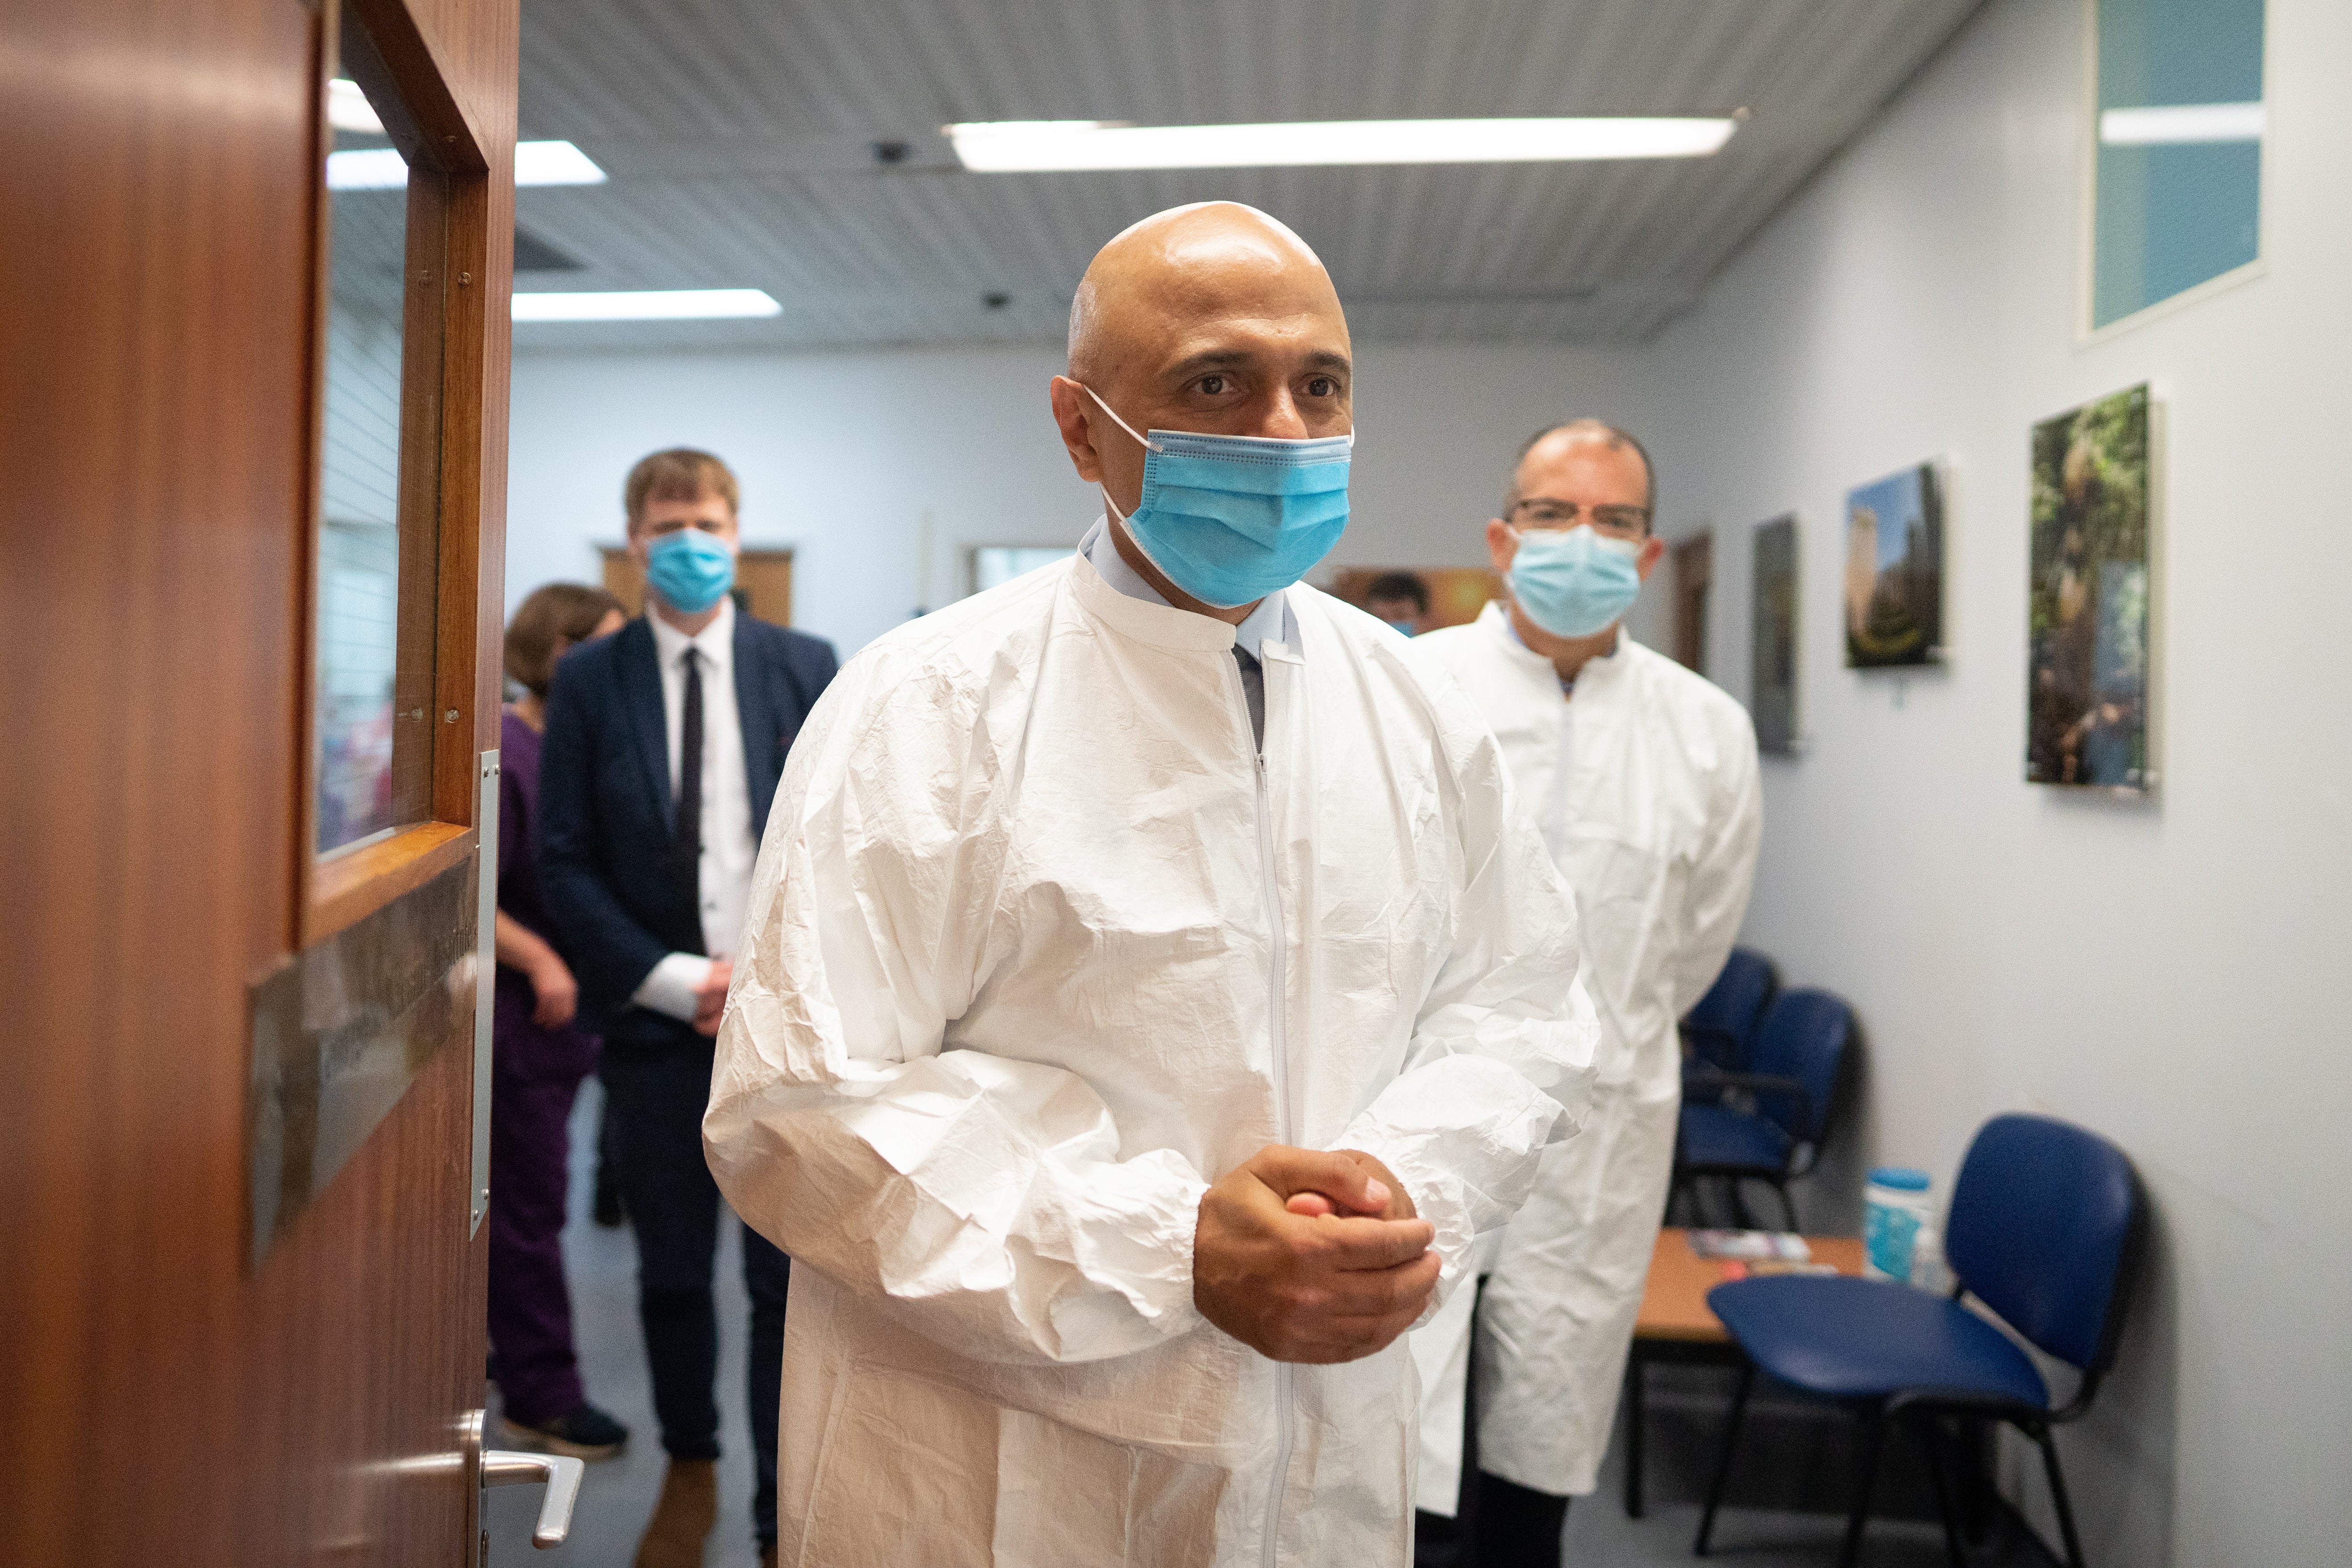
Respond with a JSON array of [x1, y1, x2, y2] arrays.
[[1192, 1146, 1440, 1364]]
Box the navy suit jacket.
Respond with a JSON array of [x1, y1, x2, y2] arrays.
[[538, 611, 838, 1047]]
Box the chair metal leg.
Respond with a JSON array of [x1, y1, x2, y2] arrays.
[[1916, 1416, 1966, 1568], [1623, 1342, 1647, 1519], [1772, 1179, 1800, 1233], [1729, 1177, 1757, 1231], [1836, 1407, 1886, 1568], [1694, 1360, 1753, 1556], [2035, 1426, 2088, 1568]]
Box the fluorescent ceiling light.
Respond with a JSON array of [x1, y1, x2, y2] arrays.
[[512, 289, 782, 322], [2099, 102, 2265, 145], [325, 140, 607, 190], [326, 147, 409, 188], [515, 140, 608, 185], [327, 78, 383, 133], [946, 116, 1738, 171]]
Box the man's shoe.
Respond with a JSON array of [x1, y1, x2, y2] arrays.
[[502, 1402, 630, 1462], [633, 1458, 718, 1568], [758, 1545, 778, 1568]]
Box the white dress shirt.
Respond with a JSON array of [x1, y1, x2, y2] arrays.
[[631, 597, 760, 1023]]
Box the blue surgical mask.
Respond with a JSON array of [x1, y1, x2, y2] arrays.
[[1384, 618, 1419, 637], [1085, 385, 1352, 609], [645, 528, 736, 614], [1508, 524, 1642, 637]]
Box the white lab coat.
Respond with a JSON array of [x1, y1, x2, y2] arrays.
[[1403, 603, 1761, 1505], [705, 555, 1598, 1566]]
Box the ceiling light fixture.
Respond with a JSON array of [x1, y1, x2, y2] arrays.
[[945, 116, 1738, 171], [514, 141, 609, 185], [325, 139, 608, 190], [512, 289, 782, 322], [2098, 102, 2265, 145], [327, 78, 383, 134]]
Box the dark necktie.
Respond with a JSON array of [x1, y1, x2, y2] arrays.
[[676, 647, 704, 938], [1232, 645, 1266, 753]]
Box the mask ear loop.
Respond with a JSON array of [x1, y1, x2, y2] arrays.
[[1081, 384, 1164, 456], [1081, 383, 1164, 525]]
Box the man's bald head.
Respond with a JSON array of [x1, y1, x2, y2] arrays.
[[1047, 201, 1355, 620], [1066, 203, 1346, 390], [1505, 419, 1657, 519]]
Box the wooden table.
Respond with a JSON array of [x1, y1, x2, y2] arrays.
[[1622, 1227, 1867, 1516]]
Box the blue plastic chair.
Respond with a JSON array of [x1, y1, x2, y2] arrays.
[[1682, 948, 1778, 1075], [1695, 1113, 2144, 1568], [1676, 987, 1851, 1230]]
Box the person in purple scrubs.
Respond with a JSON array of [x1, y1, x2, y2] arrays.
[[492, 582, 629, 1459]]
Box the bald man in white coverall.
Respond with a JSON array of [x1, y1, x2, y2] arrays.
[[1405, 422, 1761, 1568], [703, 204, 1597, 1568]]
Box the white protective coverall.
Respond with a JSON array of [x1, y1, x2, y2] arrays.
[[1403, 602, 1761, 1506], [704, 550, 1597, 1567]]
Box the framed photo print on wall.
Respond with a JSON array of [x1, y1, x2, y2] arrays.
[[1751, 515, 1800, 756], [1843, 463, 1944, 668], [2027, 384, 2152, 793]]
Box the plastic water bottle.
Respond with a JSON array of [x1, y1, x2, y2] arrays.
[[1864, 1167, 1933, 1282], [1908, 1223, 1952, 1295]]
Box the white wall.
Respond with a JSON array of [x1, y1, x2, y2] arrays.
[[1642, 0, 2352, 1562], [505, 341, 1650, 655]]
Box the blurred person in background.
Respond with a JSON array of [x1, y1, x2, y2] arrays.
[[1365, 569, 1432, 635], [540, 449, 839, 1568], [1405, 421, 1761, 1568], [491, 582, 629, 1460]]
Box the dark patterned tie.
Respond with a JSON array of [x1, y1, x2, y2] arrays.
[[676, 647, 704, 940]]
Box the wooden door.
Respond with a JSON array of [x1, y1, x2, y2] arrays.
[[0, 0, 518, 1564], [1672, 532, 1715, 675]]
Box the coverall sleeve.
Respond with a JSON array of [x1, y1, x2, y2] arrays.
[[704, 662, 1211, 1368], [1669, 716, 1764, 1016], [1334, 712, 1599, 1304]]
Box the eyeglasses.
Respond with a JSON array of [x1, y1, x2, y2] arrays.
[[1510, 498, 1651, 536]]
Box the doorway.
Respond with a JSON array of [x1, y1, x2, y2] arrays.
[[1671, 532, 1715, 675]]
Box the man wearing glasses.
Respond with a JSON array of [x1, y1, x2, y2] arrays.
[[1404, 421, 1762, 1568]]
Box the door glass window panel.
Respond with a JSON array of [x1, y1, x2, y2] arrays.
[[2092, 0, 2265, 329], [315, 4, 440, 854], [970, 545, 1071, 596]]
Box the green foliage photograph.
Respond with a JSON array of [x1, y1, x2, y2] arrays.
[[2027, 385, 2152, 790]]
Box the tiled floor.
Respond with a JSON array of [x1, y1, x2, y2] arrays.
[[487, 1080, 2051, 1567], [484, 1078, 764, 1568]]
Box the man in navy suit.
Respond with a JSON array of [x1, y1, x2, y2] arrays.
[[540, 449, 837, 1568]]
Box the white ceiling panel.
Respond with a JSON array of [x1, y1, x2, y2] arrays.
[[511, 0, 1986, 350]]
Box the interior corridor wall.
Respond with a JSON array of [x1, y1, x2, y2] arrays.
[[505, 340, 1648, 657], [1639, 0, 2352, 1561]]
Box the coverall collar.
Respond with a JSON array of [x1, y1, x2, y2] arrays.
[[1079, 515, 1294, 659], [1485, 599, 1627, 697]]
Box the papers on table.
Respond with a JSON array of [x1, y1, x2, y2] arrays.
[[1688, 1228, 1812, 1262]]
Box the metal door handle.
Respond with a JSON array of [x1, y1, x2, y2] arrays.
[[483, 1449, 585, 1548]]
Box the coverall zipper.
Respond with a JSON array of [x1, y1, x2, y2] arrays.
[[1229, 652, 1295, 1568]]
